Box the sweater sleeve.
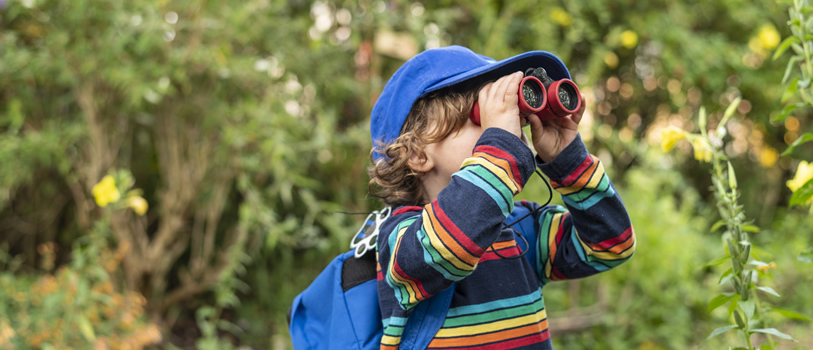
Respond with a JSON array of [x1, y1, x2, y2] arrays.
[[528, 134, 636, 286], [376, 128, 537, 311]]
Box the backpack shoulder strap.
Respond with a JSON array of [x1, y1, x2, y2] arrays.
[[508, 201, 539, 267], [399, 282, 455, 349]]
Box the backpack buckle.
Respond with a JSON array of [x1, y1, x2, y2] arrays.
[[350, 207, 392, 258]]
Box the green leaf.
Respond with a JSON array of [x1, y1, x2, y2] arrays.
[[728, 294, 741, 316], [719, 268, 734, 285], [781, 132, 813, 156], [772, 102, 804, 122], [771, 307, 812, 321], [707, 325, 738, 339], [727, 161, 737, 190], [789, 178, 813, 207], [748, 260, 770, 267], [727, 240, 740, 268], [710, 220, 726, 232], [750, 328, 798, 342], [740, 298, 755, 319], [773, 36, 800, 60], [800, 248, 813, 263], [734, 310, 747, 329], [720, 97, 742, 127], [781, 78, 799, 103], [705, 255, 731, 268], [741, 224, 759, 233], [78, 315, 96, 342], [756, 286, 781, 297], [791, 42, 804, 55], [708, 293, 735, 313], [782, 56, 802, 84], [741, 243, 752, 261]]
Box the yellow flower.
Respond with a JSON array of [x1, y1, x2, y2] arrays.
[[550, 8, 572, 27], [126, 196, 149, 216], [758, 24, 780, 50], [92, 175, 121, 207], [620, 30, 638, 49], [757, 262, 777, 272], [660, 126, 686, 152], [787, 161, 813, 197], [691, 138, 713, 163], [759, 147, 778, 168]]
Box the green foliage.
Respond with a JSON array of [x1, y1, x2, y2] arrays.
[[789, 178, 813, 205], [781, 132, 813, 156], [663, 98, 798, 349], [0, 224, 160, 349], [2, 0, 812, 348], [776, 0, 813, 210]]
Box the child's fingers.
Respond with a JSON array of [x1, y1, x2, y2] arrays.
[[503, 72, 522, 104], [479, 82, 493, 104], [570, 94, 587, 125], [489, 74, 513, 103], [527, 113, 544, 137]]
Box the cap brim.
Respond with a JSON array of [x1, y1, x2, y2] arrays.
[[422, 51, 571, 96]]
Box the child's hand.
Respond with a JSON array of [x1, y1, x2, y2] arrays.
[[477, 72, 524, 138], [526, 94, 585, 162]]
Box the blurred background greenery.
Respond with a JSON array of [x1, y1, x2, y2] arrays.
[[1, 0, 812, 349]]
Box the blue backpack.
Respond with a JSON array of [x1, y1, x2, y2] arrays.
[[287, 205, 537, 349]]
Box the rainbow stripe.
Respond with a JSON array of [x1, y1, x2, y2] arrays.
[[550, 155, 614, 210], [427, 290, 550, 349], [380, 316, 408, 349], [386, 217, 430, 308]]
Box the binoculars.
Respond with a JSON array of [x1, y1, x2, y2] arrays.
[[470, 67, 582, 125]]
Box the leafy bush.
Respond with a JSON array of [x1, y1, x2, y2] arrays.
[[1, 0, 810, 348], [0, 226, 160, 349]]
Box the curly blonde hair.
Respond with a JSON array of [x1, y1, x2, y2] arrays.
[[368, 85, 480, 207]]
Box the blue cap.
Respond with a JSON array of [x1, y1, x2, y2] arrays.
[[370, 45, 572, 159]]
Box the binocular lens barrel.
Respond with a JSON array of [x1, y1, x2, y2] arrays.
[[521, 80, 544, 109], [558, 83, 578, 111]]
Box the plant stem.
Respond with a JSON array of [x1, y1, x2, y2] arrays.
[[745, 330, 754, 349], [797, 0, 813, 79], [709, 130, 757, 349], [753, 293, 776, 347]]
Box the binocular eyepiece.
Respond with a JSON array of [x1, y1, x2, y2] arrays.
[[470, 67, 582, 125]]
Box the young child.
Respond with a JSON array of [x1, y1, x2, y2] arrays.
[[368, 46, 635, 349]]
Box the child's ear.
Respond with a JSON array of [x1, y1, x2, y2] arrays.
[[407, 150, 434, 174]]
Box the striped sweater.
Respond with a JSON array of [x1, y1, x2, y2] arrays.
[[376, 128, 635, 349]]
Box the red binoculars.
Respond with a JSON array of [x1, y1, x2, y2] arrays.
[[470, 67, 582, 125]]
